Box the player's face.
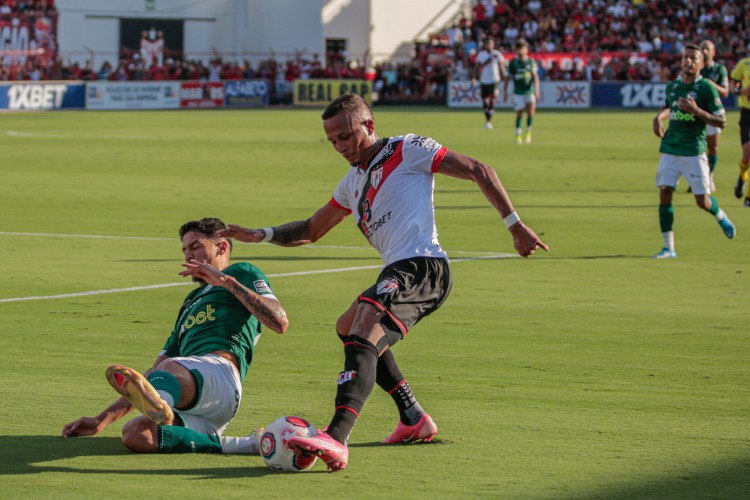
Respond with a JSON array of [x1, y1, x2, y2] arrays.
[[516, 45, 528, 58], [181, 231, 225, 281], [681, 49, 703, 76], [700, 42, 715, 60], [323, 110, 377, 166]]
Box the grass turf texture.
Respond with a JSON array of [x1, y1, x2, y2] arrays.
[[1, 108, 748, 498]]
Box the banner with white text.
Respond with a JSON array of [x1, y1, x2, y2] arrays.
[[0, 82, 85, 111], [85, 82, 181, 110]]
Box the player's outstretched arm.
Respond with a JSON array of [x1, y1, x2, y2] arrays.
[[218, 203, 349, 247], [437, 150, 548, 257], [653, 107, 670, 138]]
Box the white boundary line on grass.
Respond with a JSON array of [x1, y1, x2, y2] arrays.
[[0, 255, 516, 304], [0, 231, 505, 255]]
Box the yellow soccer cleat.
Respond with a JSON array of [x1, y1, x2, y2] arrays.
[[515, 134, 523, 144], [106, 364, 174, 425], [525, 131, 532, 144]]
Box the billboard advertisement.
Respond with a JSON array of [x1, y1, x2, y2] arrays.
[[447, 80, 590, 109], [180, 81, 224, 108], [85, 81, 180, 110], [0, 82, 85, 111], [293, 79, 372, 106], [224, 79, 270, 108]]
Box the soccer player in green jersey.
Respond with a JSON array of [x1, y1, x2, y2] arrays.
[[504, 39, 539, 144], [698, 40, 729, 192], [652, 44, 736, 259], [62, 218, 289, 455]]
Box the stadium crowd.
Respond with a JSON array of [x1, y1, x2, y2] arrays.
[[2, 0, 750, 103]]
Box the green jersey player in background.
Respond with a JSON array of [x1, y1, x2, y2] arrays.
[[652, 44, 735, 259], [62, 218, 289, 455], [504, 39, 539, 144], [698, 40, 730, 191]]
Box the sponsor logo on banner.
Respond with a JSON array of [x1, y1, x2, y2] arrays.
[[448, 80, 590, 109], [620, 83, 666, 108], [6, 83, 66, 110], [553, 84, 588, 105], [224, 79, 269, 107], [85, 82, 180, 110], [294, 80, 371, 106], [180, 81, 224, 108]]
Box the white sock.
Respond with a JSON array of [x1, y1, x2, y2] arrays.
[[156, 390, 174, 408], [714, 208, 726, 222], [515, 127, 522, 135], [662, 231, 674, 251], [220, 434, 261, 455]]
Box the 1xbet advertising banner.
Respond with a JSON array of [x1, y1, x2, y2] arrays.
[[0, 82, 85, 111], [591, 82, 738, 109]]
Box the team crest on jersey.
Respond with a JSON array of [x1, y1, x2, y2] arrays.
[[410, 135, 439, 152], [376, 277, 399, 295], [688, 91, 697, 100], [370, 167, 383, 189], [253, 280, 271, 294]]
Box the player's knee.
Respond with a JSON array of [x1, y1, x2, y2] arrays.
[[121, 418, 158, 453], [695, 195, 710, 210]]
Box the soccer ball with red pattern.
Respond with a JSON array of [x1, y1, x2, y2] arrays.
[[260, 416, 318, 471]]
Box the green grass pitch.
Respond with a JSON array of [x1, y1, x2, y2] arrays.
[[0, 107, 748, 498]]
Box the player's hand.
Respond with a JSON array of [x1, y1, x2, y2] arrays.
[[509, 222, 549, 258], [179, 259, 229, 287], [652, 117, 665, 138], [61, 416, 103, 438], [216, 224, 265, 243], [677, 96, 698, 114]]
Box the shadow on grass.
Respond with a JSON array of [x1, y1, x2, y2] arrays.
[[120, 255, 380, 263], [0, 436, 326, 478]]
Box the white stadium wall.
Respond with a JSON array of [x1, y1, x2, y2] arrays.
[[55, 0, 465, 67]]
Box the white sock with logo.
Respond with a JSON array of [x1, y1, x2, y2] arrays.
[[219, 433, 261, 454]]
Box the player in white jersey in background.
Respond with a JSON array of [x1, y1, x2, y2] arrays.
[[218, 94, 548, 471], [474, 37, 506, 130]]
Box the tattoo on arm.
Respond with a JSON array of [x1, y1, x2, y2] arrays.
[[229, 282, 288, 333], [269, 220, 312, 246]]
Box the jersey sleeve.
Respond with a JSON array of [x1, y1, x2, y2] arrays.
[[730, 62, 743, 81], [719, 66, 729, 88], [402, 134, 447, 174], [225, 262, 278, 301], [331, 174, 352, 212], [703, 81, 724, 114]]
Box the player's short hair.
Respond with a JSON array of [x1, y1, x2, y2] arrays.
[[515, 39, 529, 49], [684, 43, 703, 57], [322, 94, 372, 121], [179, 217, 232, 251]]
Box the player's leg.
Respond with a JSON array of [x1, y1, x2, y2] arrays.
[[525, 97, 536, 144], [736, 112, 750, 200], [689, 154, 735, 239], [336, 299, 430, 434], [706, 129, 719, 192], [480, 84, 494, 129], [512, 94, 524, 143], [654, 154, 679, 258]]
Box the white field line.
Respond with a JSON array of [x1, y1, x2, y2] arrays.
[[0, 255, 516, 304], [0, 231, 505, 255]]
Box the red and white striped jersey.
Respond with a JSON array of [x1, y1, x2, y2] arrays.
[[330, 134, 449, 266]]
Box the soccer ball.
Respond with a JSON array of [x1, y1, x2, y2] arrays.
[[260, 416, 318, 472]]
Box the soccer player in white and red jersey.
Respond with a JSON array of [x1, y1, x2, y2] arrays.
[[219, 94, 548, 471]]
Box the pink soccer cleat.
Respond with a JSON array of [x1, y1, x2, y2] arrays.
[[383, 414, 438, 444], [287, 430, 349, 472]]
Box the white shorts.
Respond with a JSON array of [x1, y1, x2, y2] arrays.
[[170, 354, 242, 436], [513, 93, 535, 111], [655, 153, 711, 195], [705, 125, 721, 137]]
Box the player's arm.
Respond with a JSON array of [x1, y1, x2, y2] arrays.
[[677, 96, 725, 128], [216, 203, 349, 247], [437, 150, 548, 257], [61, 355, 168, 438], [653, 106, 670, 138], [532, 63, 540, 99], [179, 261, 289, 333], [706, 75, 729, 98]]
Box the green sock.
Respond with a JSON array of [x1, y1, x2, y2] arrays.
[[658, 204, 674, 233], [708, 154, 717, 173], [708, 195, 722, 218], [157, 425, 222, 453], [527, 116, 533, 128], [515, 116, 522, 129], [147, 371, 182, 408]]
